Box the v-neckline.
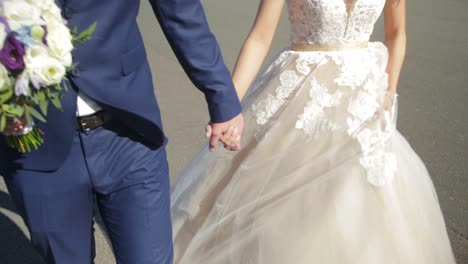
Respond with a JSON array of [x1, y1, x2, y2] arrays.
[[343, 0, 359, 38], [344, 0, 359, 18]]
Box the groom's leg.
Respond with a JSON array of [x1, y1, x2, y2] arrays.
[[3, 133, 95, 264], [96, 163, 173, 264], [83, 122, 173, 264]]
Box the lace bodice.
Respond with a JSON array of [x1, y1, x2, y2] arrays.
[[288, 0, 386, 44]]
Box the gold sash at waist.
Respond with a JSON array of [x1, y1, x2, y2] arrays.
[[291, 42, 369, 51]]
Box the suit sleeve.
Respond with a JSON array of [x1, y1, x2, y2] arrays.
[[148, 0, 242, 123]]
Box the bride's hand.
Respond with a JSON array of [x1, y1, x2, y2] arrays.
[[205, 113, 244, 152], [384, 91, 397, 112], [220, 126, 241, 151], [205, 124, 241, 151], [1, 116, 27, 136]]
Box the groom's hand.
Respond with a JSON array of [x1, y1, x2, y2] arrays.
[[206, 113, 244, 152], [1, 117, 27, 136]]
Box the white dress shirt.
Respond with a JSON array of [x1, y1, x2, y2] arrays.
[[76, 92, 102, 117]]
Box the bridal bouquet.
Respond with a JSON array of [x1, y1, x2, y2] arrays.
[[0, 0, 95, 152]]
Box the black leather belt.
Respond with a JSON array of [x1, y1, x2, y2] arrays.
[[76, 110, 112, 132]]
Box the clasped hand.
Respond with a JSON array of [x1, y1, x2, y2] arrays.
[[206, 113, 244, 152]]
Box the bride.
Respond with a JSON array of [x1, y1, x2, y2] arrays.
[[171, 0, 456, 263]]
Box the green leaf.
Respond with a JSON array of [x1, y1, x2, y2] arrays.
[[24, 108, 32, 124], [0, 85, 7, 92], [36, 91, 48, 115], [29, 107, 46, 123], [70, 26, 78, 36], [54, 84, 63, 91], [78, 22, 97, 40], [70, 62, 80, 69], [39, 100, 48, 115], [0, 88, 13, 104], [37, 91, 46, 101], [5, 104, 24, 116], [0, 114, 6, 132], [73, 22, 97, 45], [51, 96, 62, 109], [2, 105, 20, 117]]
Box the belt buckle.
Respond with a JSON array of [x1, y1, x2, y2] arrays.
[[79, 115, 100, 132]]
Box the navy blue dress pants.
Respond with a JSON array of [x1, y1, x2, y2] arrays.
[[3, 121, 173, 264]]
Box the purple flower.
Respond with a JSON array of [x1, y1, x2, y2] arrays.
[[0, 17, 10, 33], [42, 26, 48, 46], [0, 34, 25, 72]]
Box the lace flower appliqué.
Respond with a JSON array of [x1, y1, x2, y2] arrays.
[[355, 113, 397, 186], [346, 78, 397, 187], [252, 70, 301, 125], [296, 78, 342, 138]]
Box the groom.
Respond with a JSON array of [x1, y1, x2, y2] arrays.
[[0, 0, 243, 263]]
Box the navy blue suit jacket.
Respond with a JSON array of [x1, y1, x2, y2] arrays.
[[0, 0, 241, 171]]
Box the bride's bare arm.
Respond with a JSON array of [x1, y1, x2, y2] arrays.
[[384, 0, 407, 97], [232, 0, 285, 101]]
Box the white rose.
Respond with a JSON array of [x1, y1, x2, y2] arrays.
[[46, 21, 73, 67], [24, 44, 65, 86], [0, 64, 10, 91], [39, 2, 63, 24], [0, 23, 6, 50], [24, 44, 49, 66], [2, 0, 44, 30], [25, 0, 54, 8], [30, 58, 65, 86], [25, 0, 58, 14]]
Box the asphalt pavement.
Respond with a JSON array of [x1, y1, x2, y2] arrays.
[[0, 0, 466, 263]]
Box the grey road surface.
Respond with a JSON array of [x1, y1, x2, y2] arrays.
[[0, 0, 466, 263]]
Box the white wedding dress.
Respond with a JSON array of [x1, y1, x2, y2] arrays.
[[171, 0, 456, 263]]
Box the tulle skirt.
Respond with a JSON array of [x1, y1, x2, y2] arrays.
[[171, 42, 456, 264]]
